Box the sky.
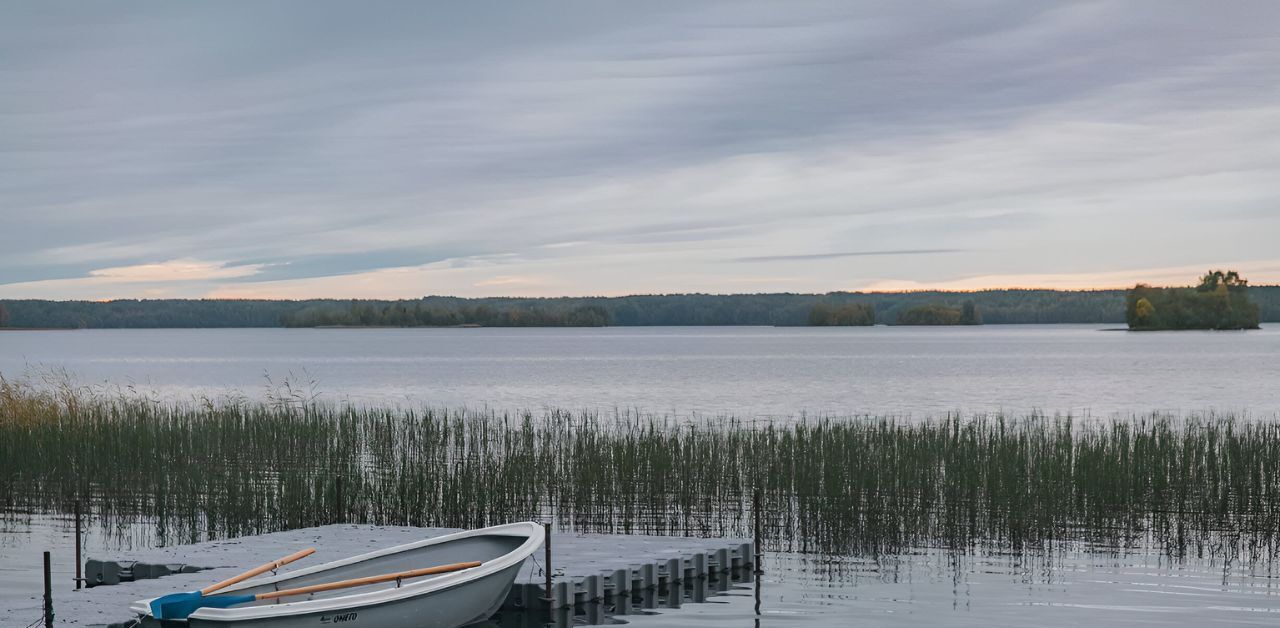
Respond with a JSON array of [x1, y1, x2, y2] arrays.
[[2, 1, 1279, 300]]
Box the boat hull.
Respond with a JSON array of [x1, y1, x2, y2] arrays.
[[180, 562, 519, 628], [133, 522, 543, 628]]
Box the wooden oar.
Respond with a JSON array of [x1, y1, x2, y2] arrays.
[[150, 548, 316, 619], [162, 561, 483, 620]]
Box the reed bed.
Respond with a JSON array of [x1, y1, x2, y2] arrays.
[[3, 377, 1279, 562]]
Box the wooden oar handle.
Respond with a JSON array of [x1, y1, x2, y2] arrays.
[[255, 561, 482, 601], [202, 548, 317, 595]]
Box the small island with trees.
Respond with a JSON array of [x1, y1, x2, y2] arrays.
[[807, 302, 876, 326], [1126, 270, 1261, 331], [895, 301, 983, 326]]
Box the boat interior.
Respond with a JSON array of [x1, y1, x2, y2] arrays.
[[218, 533, 527, 606]]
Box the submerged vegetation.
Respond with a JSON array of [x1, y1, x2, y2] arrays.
[[1127, 270, 1261, 331], [3, 377, 1280, 563]]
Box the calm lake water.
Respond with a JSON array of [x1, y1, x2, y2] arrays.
[[1, 325, 1278, 418], [3, 515, 1279, 627], [3, 325, 1280, 626]]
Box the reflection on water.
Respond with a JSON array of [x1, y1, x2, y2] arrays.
[[628, 548, 1280, 627], [485, 567, 752, 627], [3, 515, 1279, 627]]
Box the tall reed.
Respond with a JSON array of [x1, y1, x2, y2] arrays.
[[2, 378, 1278, 562]]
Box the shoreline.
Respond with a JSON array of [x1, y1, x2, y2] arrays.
[[0, 322, 1271, 330]]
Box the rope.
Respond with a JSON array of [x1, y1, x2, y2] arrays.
[[527, 549, 542, 585]]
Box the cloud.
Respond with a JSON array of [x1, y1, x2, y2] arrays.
[[862, 259, 1280, 291], [1, 2, 1278, 298], [0, 259, 264, 299], [735, 249, 962, 263], [88, 259, 264, 282], [473, 275, 546, 288]]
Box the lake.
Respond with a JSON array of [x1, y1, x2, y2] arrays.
[[1, 325, 1278, 418], [4, 515, 1279, 627], [3, 324, 1279, 626]]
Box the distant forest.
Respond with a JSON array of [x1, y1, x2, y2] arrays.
[[3, 287, 1278, 329]]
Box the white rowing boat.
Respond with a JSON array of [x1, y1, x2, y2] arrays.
[[132, 522, 544, 627]]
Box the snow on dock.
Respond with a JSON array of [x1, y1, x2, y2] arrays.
[[18, 524, 752, 626]]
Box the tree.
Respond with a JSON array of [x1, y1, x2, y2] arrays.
[[896, 304, 964, 325], [807, 302, 874, 326], [1197, 269, 1248, 292], [1134, 297, 1155, 326], [808, 303, 832, 326], [0, 303, 8, 327]]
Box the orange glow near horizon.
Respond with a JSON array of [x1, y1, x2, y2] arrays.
[[3, 259, 1278, 302]]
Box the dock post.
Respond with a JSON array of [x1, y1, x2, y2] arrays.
[[553, 581, 572, 610], [543, 522, 553, 610], [664, 557, 681, 584], [584, 574, 603, 601], [753, 488, 764, 574], [714, 548, 730, 573], [610, 568, 628, 595], [74, 499, 83, 590], [640, 562, 655, 589], [333, 476, 343, 524], [43, 551, 53, 628]]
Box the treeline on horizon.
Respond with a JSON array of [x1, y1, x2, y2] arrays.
[[2, 286, 1278, 329]]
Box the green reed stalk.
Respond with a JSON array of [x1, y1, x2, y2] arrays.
[[2, 378, 1279, 562]]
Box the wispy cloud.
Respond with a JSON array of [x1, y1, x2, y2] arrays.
[[734, 249, 963, 263], [88, 259, 264, 282], [473, 275, 546, 288], [0, 259, 265, 300]]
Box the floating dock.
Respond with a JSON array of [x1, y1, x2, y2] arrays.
[[35, 524, 753, 626]]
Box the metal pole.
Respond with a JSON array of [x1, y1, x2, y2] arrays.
[[543, 522, 553, 610], [43, 551, 53, 628], [753, 488, 764, 575], [752, 488, 763, 619], [334, 476, 343, 524], [75, 500, 82, 590]]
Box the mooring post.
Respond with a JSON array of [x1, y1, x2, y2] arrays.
[[74, 499, 83, 590], [43, 550, 53, 628], [543, 522, 553, 607], [334, 475, 343, 524], [752, 487, 765, 620], [753, 488, 764, 575]]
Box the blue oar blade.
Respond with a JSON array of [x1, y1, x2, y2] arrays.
[[160, 593, 257, 620], [150, 591, 201, 619]]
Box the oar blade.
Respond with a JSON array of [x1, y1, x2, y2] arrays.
[[159, 593, 257, 620], [149, 548, 317, 619], [150, 591, 201, 619]]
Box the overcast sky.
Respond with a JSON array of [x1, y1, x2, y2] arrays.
[[2, 1, 1278, 299]]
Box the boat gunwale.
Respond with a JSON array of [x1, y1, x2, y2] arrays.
[[129, 521, 545, 622]]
